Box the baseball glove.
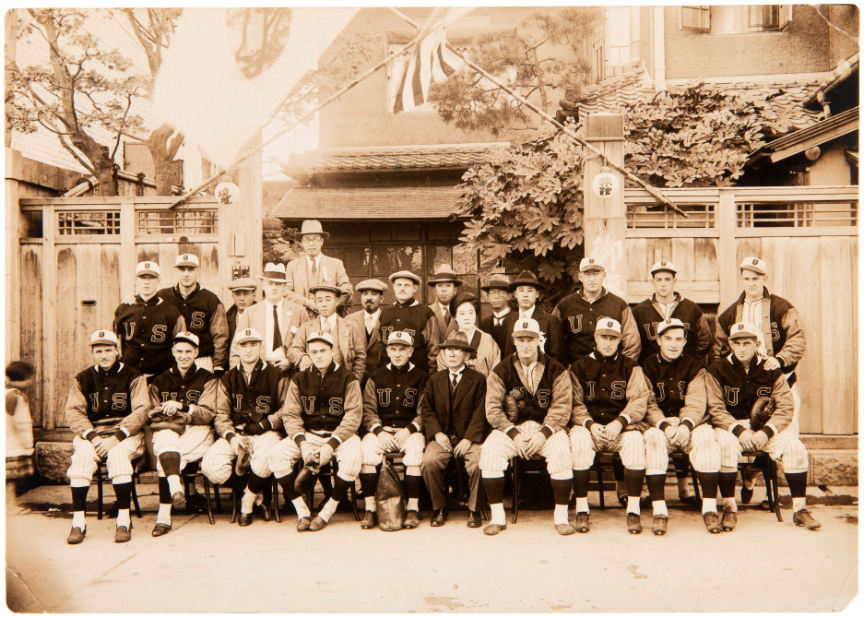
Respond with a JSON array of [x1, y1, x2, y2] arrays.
[[148, 412, 187, 435], [749, 396, 776, 431]]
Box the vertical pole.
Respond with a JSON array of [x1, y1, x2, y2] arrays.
[[582, 114, 627, 298], [716, 189, 737, 307], [119, 198, 136, 299], [41, 203, 57, 430]]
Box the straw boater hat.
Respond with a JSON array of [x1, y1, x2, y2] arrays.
[[299, 219, 329, 239], [260, 262, 288, 282], [427, 265, 463, 287]]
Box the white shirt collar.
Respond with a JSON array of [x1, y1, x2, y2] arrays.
[[518, 305, 535, 320], [493, 307, 511, 318]]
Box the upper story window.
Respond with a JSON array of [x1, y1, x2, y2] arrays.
[[681, 5, 793, 34]]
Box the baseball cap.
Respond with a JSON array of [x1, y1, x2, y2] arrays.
[[740, 256, 767, 275], [512, 318, 542, 338], [595, 317, 622, 336], [356, 279, 387, 293], [728, 322, 760, 340], [135, 261, 160, 277], [175, 254, 200, 268], [388, 270, 421, 285], [386, 331, 414, 347], [307, 331, 334, 347], [89, 329, 119, 347], [650, 260, 677, 276], [227, 277, 257, 291], [579, 257, 605, 272], [173, 331, 200, 347], [234, 328, 263, 344], [656, 318, 687, 337]]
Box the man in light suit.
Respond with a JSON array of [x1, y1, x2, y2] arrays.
[[427, 265, 462, 345], [231, 263, 305, 372], [283, 219, 352, 319], [288, 281, 366, 381], [344, 279, 387, 376]]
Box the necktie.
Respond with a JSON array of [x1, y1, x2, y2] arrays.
[[494, 316, 502, 327], [443, 308, 451, 326], [450, 372, 458, 393], [311, 259, 317, 275], [272, 305, 282, 351], [322, 318, 331, 333]]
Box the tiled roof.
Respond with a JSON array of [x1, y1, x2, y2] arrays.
[[751, 106, 859, 162], [281, 142, 511, 174], [272, 186, 463, 220], [560, 65, 657, 115]]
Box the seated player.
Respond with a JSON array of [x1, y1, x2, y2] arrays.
[[640, 318, 722, 535], [480, 319, 574, 536], [359, 331, 428, 530], [706, 322, 820, 531], [420, 332, 488, 528], [268, 332, 363, 532], [569, 318, 650, 534], [147, 332, 217, 537], [201, 328, 289, 526], [64, 330, 150, 544]]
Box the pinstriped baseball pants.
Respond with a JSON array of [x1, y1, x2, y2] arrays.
[[152, 426, 214, 474], [67, 434, 145, 482], [569, 426, 645, 470], [200, 431, 281, 485], [480, 422, 572, 480], [714, 424, 809, 473], [269, 433, 362, 480], [361, 431, 425, 468]]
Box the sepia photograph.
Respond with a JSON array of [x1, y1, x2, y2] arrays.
[[3, 2, 859, 613]]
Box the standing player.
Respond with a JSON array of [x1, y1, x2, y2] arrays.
[[147, 332, 217, 537], [359, 331, 428, 529], [379, 270, 440, 374], [706, 322, 819, 531], [427, 265, 462, 344], [500, 270, 564, 363], [631, 261, 712, 364], [480, 319, 574, 536], [225, 277, 258, 360], [268, 332, 363, 532], [569, 318, 650, 534], [200, 328, 289, 526], [64, 330, 150, 544], [283, 219, 353, 319], [478, 273, 513, 354], [344, 279, 387, 375], [554, 257, 640, 364], [157, 254, 229, 374], [640, 318, 723, 535], [114, 261, 186, 379], [420, 332, 488, 528]]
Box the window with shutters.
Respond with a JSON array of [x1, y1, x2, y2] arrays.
[[680, 6, 710, 31], [683, 6, 792, 35]]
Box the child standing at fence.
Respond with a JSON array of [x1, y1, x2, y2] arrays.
[[6, 361, 36, 499]]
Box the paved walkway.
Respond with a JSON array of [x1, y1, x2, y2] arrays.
[[5, 496, 858, 613]]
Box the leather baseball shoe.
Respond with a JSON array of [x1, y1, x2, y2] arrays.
[[403, 510, 420, 529], [702, 511, 722, 534], [296, 516, 311, 532], [308, 515, 328, 532], [626, 513, 642, 534], [721, 507, 737, 531], [238, 512, 253, 527], [466, 511, 481, 528], [430, 509, 446, 527], [360, 511, 377, 529], [483, 523, 506, 536], [652, 515, 668, 536], [114, 525, 132, 543], [793, 508, 821, 530], [555, 522, 576, 536], [575, 512, 590, 533], [151, 523, 172, 537], [254, 503, 272, 523], [66, 526, 86, 545]]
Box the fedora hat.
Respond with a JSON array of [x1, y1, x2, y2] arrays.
[[299, 219, 329, 239], [440, 331, 474, 352], [260, 262, 288, 282], [480, 273, 511, 291], [427, 265, 463, 287], [509, 270, 543, 291]]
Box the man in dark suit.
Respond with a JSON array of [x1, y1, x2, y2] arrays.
[[419, 332, 488, 528], [427, 265, 462, 345], [225, 277, 257, 359], [478, 273, 513, 354], [499, 270, 564, 363], [344, 279, 387, 376]]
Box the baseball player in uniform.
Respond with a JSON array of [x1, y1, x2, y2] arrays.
[[147, 332, 217, 537], [268, 332, 363, 532], [420, 332, 489, 528], [114, 261, 186, 379], [640, 318, 723, 535], [225, 276, 258, 365], [157, 254, 229, 375], [480, 319, 575, 536], [378, 270, 441, 374], [427, 265, 462, 344], [631, 260, 713, 365], [478, 273, 513, 354], [64, 330, 150, 544], [569, 317, 650, 534], [706, 322, 820, 531], [553, 257, 641, 364], [359, 331, 428, 529], [201, 328, 289, 526], [344, 279, 387, 375]]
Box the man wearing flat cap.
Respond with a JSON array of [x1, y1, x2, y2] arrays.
[[378, 270, 441, 374], [478, 273, 514, 354], [427, 265, 462, 344], [345, 279, 387, 375], [288, 280, 366, 381], [283, 219, 352, 319]]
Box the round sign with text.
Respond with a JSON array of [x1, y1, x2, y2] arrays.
[[591, 171, 619, 199]]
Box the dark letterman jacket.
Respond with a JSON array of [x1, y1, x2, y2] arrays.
[[631, 293, 713, 364], [64, 361, 150, 440], [554, 288, 641, 364], [158, 284, 229, 369], [706, 354, 794, 439], [214, 360, 289, 439], [640, 353, 708, 431], [113, 295, 186, 375], [148, 365, 217, 426], [362, 362, 427, 433], [379, 299, 440, 374], [282, 362, 362, 450], [419, 366, 488, 444], [570, 350, 649, 430]]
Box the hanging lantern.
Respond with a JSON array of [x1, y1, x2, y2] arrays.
[[591, 167, 619, 199], [215, 182, 240, 205]]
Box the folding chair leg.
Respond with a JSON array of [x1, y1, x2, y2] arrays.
[[768, 460, 783, 523], [96, 470, 104, 520], [230, 486, 239, 524], [202, 477, 215, 525], [596, 465, 605, 510], [690, 464, 702, 502], [271, 477, 281, 524], [511, 464, 520, 524], [213, 483, 223, 514]]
